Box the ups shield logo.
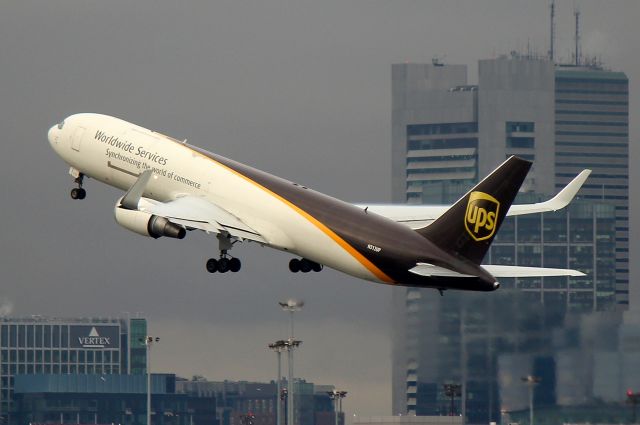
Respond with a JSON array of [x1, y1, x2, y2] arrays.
[[465, 192, 500, 242]]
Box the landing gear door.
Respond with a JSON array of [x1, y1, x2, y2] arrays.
[[71, 126, 86, 152]]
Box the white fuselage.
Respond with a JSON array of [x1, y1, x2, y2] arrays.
[[48, 113, 387, 283]]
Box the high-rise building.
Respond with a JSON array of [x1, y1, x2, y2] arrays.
[[554, 66, 630, 305], [391, 55, 629, 303], [0, 316, 147, 422], [390, 55, 629, 423]]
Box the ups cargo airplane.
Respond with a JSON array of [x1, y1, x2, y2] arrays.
[[48, 114, 589, 292]]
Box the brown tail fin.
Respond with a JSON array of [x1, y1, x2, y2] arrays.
[[416, 156, 532, 264]]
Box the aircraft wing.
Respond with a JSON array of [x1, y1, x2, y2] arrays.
[[356, 170, 590, 229], [138, 196, 267, 243], [121, 170, 267, 243]]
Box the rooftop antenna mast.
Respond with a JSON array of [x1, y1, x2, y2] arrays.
[[574, 4, 581, 66], [549, 0, 556, 63]]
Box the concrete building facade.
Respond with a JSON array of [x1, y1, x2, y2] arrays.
[[390, 55, 629, 423]]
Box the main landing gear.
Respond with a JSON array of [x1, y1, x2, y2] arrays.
[[206, 233, 242, 273], [289, 258, 323, 273], [206, 255, 241, 273], [70, 173, 86, 200]]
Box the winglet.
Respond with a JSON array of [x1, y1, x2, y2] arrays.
[[543, 169, 591, 211], [507, 169, 591, 216], [120, 170, 153, 210]]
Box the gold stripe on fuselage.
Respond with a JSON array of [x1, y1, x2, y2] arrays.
[[166, 140, 394, 284]]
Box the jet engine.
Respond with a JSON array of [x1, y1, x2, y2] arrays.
[[114, 205, 186, 239]]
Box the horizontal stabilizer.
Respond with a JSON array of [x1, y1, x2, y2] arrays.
[[409, 263, 585, 279], [409, 263, 474, 278], [481, 265, 585, 277]]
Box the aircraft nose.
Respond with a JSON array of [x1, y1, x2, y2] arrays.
[[48, 125, 58, 144]]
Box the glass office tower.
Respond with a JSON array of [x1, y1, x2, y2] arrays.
[[0, 316, 146, 421]]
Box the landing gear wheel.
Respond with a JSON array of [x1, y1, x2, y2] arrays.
[[311, 262, 323, 272], [229, 258, 241, 272], [218, 257, 230, 273], [289, 258, 300, 273], [70, 173, 86, 200], [70, 188, 86, 200], [299, 259, 312, 273], [206, 258, 218, 273]]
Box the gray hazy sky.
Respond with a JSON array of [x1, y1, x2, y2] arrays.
[[0, 0, 638, 417]]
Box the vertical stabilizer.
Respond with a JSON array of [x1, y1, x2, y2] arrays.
[[417, 156, 532, 264]]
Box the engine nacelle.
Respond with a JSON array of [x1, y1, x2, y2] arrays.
[[114, 206, 186, 239]]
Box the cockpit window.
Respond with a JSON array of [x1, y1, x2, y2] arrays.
[[57, 120, 65, 130]]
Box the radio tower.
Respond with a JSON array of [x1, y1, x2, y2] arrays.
[[574, 5, 581, 66], [549, 0, 556, 63]]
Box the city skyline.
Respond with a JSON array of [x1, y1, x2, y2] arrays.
[[0, 0, 638, 420]]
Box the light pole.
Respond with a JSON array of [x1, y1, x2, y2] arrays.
[[500, 409, 510, 425], [627, 389, 640, 423], [140, 336, 160, 425], [279, 299, 303, 425], [327, 391, 339, 425], [330, 390, 347, 425], [284, 339, 301, 425], [279, 299, 304, 340], [443, 384, 461, 416], [269, 340, 287, 425], [521, 375, 541, 425]]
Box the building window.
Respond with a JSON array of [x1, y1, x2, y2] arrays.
[[506, 137, 535, 149], [27, 326, 34, 348], [407, 122, 477, 136], [506, 122, 534, 133], [34, 325, 42, 347], [9, 326, 16, 347], [407, 137, 478, 150], [52, 325, 60, 347], [44, 326, 51, 348], [61, 326, 68, 347], [18, 326, 25, 347]]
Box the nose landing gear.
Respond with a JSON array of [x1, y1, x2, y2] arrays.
[[70, 172, 86, 200]]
